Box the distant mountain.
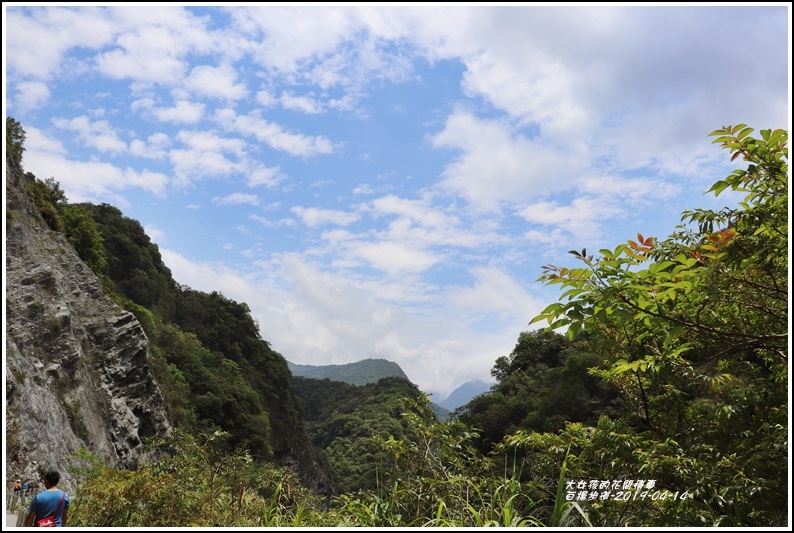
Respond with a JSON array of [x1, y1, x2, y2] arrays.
[[288, 358, 451, 420], [438, 380, 493, 411], [429, 402, 451, 421], [287, 358, 410, 386]]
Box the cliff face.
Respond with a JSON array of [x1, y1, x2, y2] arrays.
[[5, 156, 171, 490]]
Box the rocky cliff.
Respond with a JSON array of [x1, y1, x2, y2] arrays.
[[5, 155, 171, 491]]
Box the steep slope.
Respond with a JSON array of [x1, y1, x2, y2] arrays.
[[5, 155, 171, 490]]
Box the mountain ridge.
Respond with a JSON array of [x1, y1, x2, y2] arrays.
[[436, 380, 493, 411], [288, 358, 452, 420], [287, 357, 410, 386]]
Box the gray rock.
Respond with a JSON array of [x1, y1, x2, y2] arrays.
[[5, 156, 171, 492]]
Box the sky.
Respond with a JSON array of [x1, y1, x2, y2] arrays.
[[3, 3, 791, 400]]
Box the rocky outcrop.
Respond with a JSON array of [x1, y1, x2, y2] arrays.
[[5, 156, 171, 491]]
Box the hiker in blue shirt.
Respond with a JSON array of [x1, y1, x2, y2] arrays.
[[24, 471, 70, 527]]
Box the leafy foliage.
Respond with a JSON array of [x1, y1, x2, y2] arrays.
[[61, 204, 108, 275], [68, 431, 329, 527], [22, 173, 66, 232], [455, 330, 623, 451], [6, 116, 26, 167], [528, 125, 788, 526], [293, 376, 427, 493]]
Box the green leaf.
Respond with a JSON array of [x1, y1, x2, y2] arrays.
[[735, 127, 754, 140]]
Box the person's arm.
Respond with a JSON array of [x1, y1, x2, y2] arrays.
[[24, 511, 35, 527], [61, 508, 68, 527]]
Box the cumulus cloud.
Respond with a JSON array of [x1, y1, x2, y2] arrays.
[[215, 108, 334, 156], [13, 81, 51, 112], [153, 100, 206, 124], [129, 132, 171, 159], [94, 6, 215, 84], [291, 206, 360, 227], [185, 64, 248, 100], [212, 193, 259, 206], [176, 129, 245, 154], [5, 6, 115, 80], [169, 149, 239, 184], [280, 92, 324, 114], [165, 129, 250, 184], [431, 111, 581, 211], [255, 89, 277, 107], [246, 165, 282, 188], [52, 115, 127, 154]]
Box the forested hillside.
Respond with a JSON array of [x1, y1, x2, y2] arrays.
[[6, 117, 788, 527], [293, 376, 429, 493], [288, 358, 410, 385], [455, 330, 624, 452], [289, 358, 451, 420]]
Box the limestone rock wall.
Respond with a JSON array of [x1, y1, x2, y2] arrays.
[[5, 156, 171, 491]]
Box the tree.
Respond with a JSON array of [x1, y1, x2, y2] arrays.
[[456, 330, 621, 451], [529, 125, 788, 526], [62, 205, 108, 275], [6, 116, 26, 166]]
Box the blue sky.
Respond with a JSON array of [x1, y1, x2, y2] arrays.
[[3, 4, 790, 399]]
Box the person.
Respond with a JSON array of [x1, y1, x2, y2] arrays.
[[13, 479, 23, 492], [24, 471, 70, 527], [22, 480, 29, 490]]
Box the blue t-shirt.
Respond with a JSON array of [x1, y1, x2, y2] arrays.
[[28, 489, 70, 527]]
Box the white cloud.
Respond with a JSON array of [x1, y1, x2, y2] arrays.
[[249, 214, 295, 228], [517, 197, 619, 241], [129, 132, 171, 159], [22, 126, 67, 155], [349, 241, 441, 275], [215, 108, 334, 157], [255, 89, 277, 107], [445, 266, 542, 323], [152, 100, 206, 124], [578, 174, 678, 204], [227, 6, 359, 73], [280, 92, 323, 114], [246, 166, 282, 188], [169, 149, 238, 185], [94, 6, 215, 84], [176, 129, 245, 155], [431, 110, 581, 211], [5, 6, 115, 80], [291, 206, 360, 227], [185, 64, 247, 100], [515, 173, 682, 241], [13, 81, 51, 112], [212, 193, 259, 206], [51, 116, 127, 154], [353, 184, 375, 195], [164, 129, 252, 184]]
